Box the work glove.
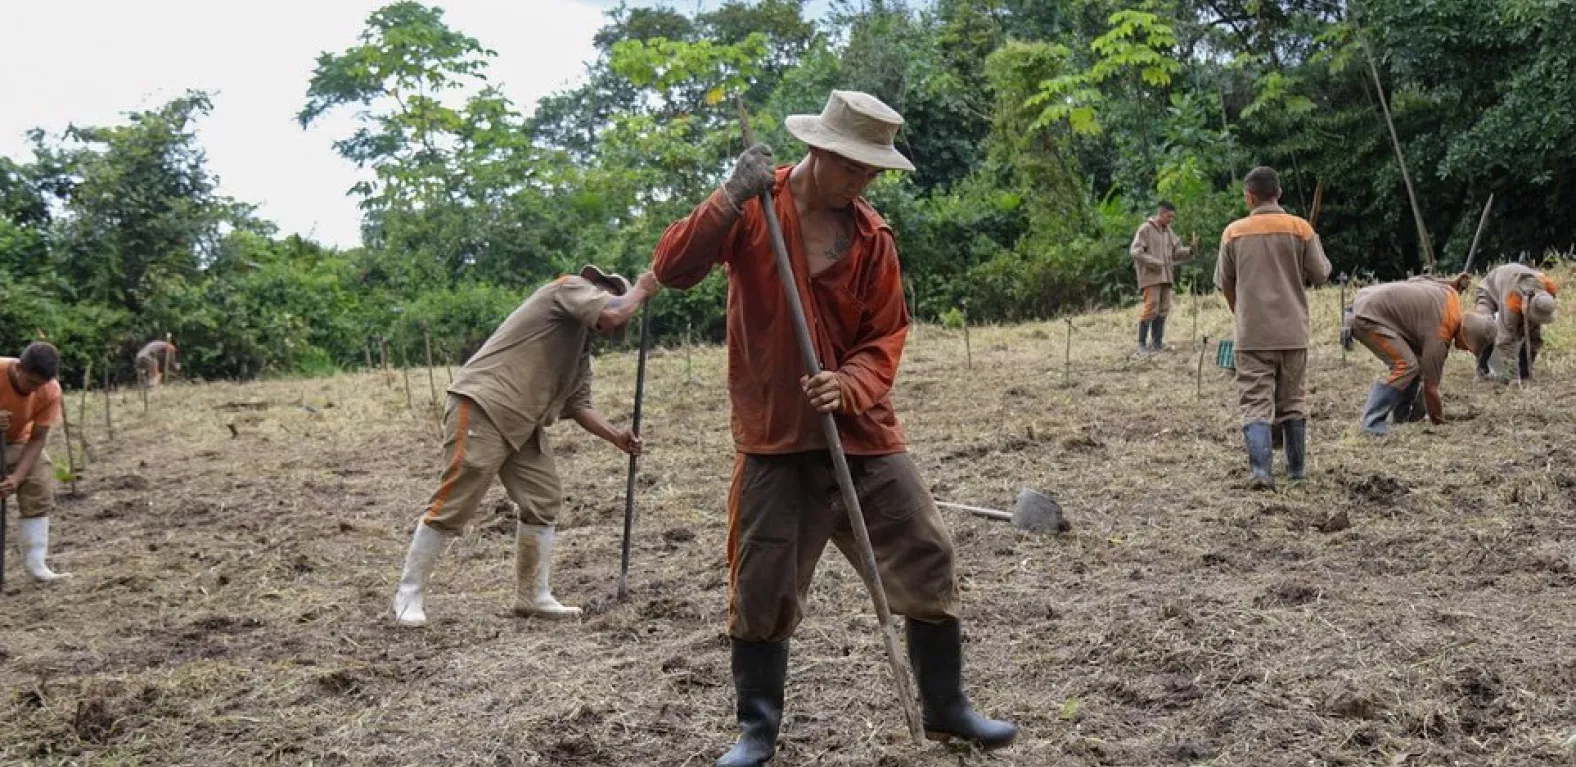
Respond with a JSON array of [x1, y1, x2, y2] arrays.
[[722, 144, 775, 212]]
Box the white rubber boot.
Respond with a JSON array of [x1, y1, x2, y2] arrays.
[[513, 523, 581, 619], [392, 519, 451, 627], [19, 517, 71, 582]]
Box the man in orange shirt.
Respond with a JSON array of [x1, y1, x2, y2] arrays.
[[0, 342, 71, 582], [653, 90, 1016, 767]]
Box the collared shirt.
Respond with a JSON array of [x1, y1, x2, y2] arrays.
[[652, 166, 909, 456], [448, 276, 611, 451], [1352, 280, 1463, 386], [1130, 218, 1192, 288], [1215, 203, 1332, 351]]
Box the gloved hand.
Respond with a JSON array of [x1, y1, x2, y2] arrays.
[[723, 144, 775, 211]]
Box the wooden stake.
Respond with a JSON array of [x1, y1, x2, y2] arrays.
[[400, 344, 414, 410], [102, 362, 113, 441], [60, 390, 78, 494], [1196, 335, 1209, 398], [423, 328, 439, 407], [962, 307, 973, 370], [1063, 317, 1073, 386], [140, 368, 148, 413], [78, 363, 92, 465]]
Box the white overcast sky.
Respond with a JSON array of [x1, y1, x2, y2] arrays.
[[0, 0, 834, 249]]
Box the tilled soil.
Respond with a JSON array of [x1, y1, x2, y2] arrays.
[[2, 281, 1574, 766]]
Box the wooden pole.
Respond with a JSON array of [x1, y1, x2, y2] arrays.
[[140, 367, 148, 413], [737, 98, 923, 744], [1359, 29, 1434, 270], [78, 363, 92, 465], [102, 361, 113, 441], [60, 389, 78, 494], [400, 341, 414, 410], [1196, 335, 1209, 398], [1463, 193, 1495, 273], [1063, 317, 1073, 386], [423, 328, 439, 407], [961, 307, 973, 370], [618, 303, 654, 602]]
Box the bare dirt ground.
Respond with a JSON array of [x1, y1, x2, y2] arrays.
[[3, 268, 1574, 766]]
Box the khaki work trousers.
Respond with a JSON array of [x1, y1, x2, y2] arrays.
[[726, 451, 960, 642], [1234, 349, 1308, 425], [3, 443, 55, 518], [1349, 318, 1419, 391], [1141, 285, 1174, 321], [422, 395, 562, 535]]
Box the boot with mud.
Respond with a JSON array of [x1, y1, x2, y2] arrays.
[[1283, 420, 1307, 481], [19, 517, 71, 582], [907, 618, 1019, 750], [716, 639, 788, 767], [1243, 422, 1275, 490], [513, 522, 581, 619], [392, 518, 451, 627], [1360, 383, 1402, 436]]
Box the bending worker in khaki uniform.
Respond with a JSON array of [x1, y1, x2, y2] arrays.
[[653, 90, 1017, 767], [1130, 201, 1197, 354], [134, 339, 178, 387], [1472, 263, 1558, 381], [1215, 167, 1331, 489], [1349, 278, 1494, 435], [391, 266, 659, 627], [0, 342, 71, 582]]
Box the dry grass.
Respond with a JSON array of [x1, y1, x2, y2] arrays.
[[2, 265, 1574, 766]]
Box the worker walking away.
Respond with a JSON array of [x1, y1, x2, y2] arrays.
[[1130, 201, 1198, 355], [1472, 263, 1558, 381], [391, 266, 660, 627], [1215, 167, 1332, 490], [135, 339, 179, 387], [1, 342, 72, 582], [1348, 278, 1494, 435], [653, 90, 1016, 767]]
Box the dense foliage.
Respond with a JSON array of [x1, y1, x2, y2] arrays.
[[3, 0, 1572, 380]]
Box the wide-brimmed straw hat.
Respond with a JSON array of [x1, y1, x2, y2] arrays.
[[579, 264, 631, 296], [785, 90, 915, 172]]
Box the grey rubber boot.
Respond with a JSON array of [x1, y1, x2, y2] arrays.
[[1283, 420, 1307, 480], [1360, 383, 1402, 436], [1243, 422, 1276, 490]]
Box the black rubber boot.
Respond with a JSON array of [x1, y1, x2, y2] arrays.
[[1243, 422, 1276, 490], [907, 618, 1018, 750], [1475, 345, 1495, 379], [1137, 320, 1151, 355], [1391, 381, 1425, 423], [717, 639, 789, 767], [1518, 343, 1533, 381], [1360, 383, 1402, 436], [1150, 316, 1167, 351], [1283, 419, 1307, 480]]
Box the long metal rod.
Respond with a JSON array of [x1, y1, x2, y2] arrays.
[[738, 100, 924, 744], [618, 302, 653, 602]]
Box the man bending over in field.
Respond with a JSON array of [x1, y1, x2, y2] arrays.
[[1, 342, 71, 581], [391, 266, 659, 627], [1472, 262, 1558, 381]]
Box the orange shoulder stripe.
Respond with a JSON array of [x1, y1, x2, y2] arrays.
[[1221, 213, 1314, 244], [1438, 288, 1462, 341]]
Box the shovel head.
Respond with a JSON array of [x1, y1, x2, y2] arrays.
[[1012, 488, 1070, 534]]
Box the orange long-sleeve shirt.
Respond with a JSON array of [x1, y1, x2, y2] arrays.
[[652, 166, 910, 456]]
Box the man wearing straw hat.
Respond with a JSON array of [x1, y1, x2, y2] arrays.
[[390, 266, 660, 627], [652, 90, 1017, 767], [1472, 262, 1558, 381], [1215, 166, 1331, 490]]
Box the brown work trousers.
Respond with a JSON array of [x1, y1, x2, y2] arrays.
[[1234, 349, 1308, 425], [421, 395, 562, 535], [2, 443, 54, 518], [726, 451, 960, 642], [1141, 285, 1175, 321]]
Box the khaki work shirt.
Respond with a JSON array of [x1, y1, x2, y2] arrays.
[[1215, 204, 1331, 351], [1476, 263, 1557, 341], [1130, 218, 1193, 288], [1352, 280, 1463, 387], [448, 276, 612, 451]]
